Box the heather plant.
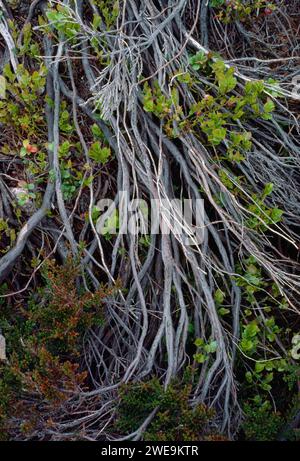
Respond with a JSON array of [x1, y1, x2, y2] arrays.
[[0, 258, 114, 439]]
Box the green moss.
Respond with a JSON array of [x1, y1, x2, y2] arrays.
[[242, 397, 283, 441], [117, 377, 221, 441]]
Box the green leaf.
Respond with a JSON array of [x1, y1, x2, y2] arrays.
[[91, 206, 101, 224], [261, 98, 275, 120], [91, 124, 104, 139], [211, 127, 227, 145], [267, 332, 276, 342], [214, 288, 225, 305], [59, 141, 72, 157], [264, 372, 274, 383], [210, 0, 225, 6], [255, 362, 265, 373], [263, 182, 274, 198], [171, 88, 179, 106], [144, 99, 155, 112], [193, 353, 207, 364], [245, 371, 253, 383], [88, 142, 111, 164], [264, 99, 275, 114], [245, 323, 260, 338], [244, 274, 261, 286], [270, 207, 283, 223], [220, 75, 237, 95], [189, 51, 207, 70], [241, 338, 254, 352], [176, 72, 192, 84], [260, 383, 272, 392], [245, 80, 265, 97], [20, 147, 27, 158], [247, 264, 258, 275], [46, 8, 80, 39], [204, 340, 218, 354], [266, 78, 282, 98], [92, 14, 102, 30], [194, 338, 204, 348], [188, 322, 195, 334], [0, 76, 6, 99], [218, 307, 230, 316], [100, 209, 119, 235]]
